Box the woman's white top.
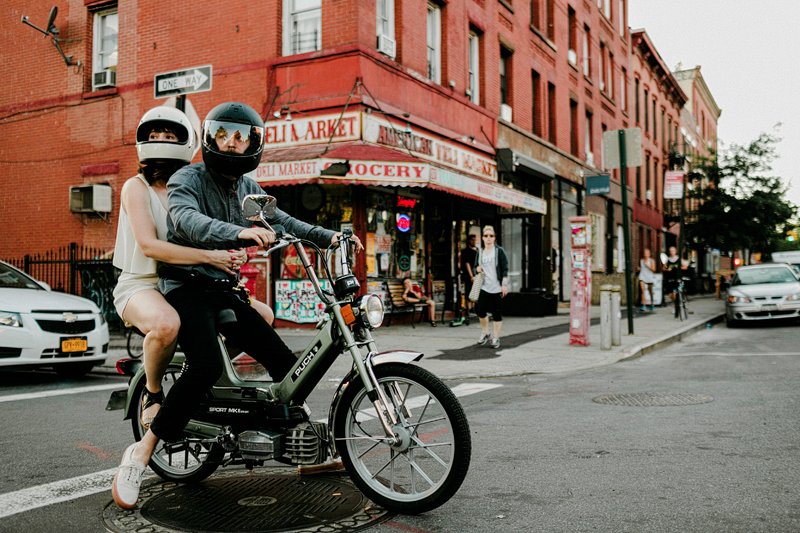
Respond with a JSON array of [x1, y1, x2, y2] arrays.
[[480, 246, 501, 293], [638, 258, 656, 283], [112, 175, 168, 276]]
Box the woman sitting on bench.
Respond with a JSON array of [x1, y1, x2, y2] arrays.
[[402, 278, 437, 327]]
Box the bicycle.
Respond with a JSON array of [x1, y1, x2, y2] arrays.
[[125, 325, 144, 359], [674, 276, 690, 321]]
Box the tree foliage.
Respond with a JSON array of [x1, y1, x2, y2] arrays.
[[686, 131, 797, 254]]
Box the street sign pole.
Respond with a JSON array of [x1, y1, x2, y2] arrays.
[[176, 95, 186, 112], [618, 130, 634, 334], [678, 171, 686, 267]]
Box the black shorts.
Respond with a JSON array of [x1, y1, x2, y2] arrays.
[[475, 290, 503, 321]]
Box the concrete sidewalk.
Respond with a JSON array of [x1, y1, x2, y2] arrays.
[[100, 295, 725, 380]]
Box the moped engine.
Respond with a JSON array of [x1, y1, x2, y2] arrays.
[[238, 430, 283, 461], [284, 421, 329, 465]]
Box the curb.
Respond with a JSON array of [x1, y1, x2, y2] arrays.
[[619, 312, 726, 363]]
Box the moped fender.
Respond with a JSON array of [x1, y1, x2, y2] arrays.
[[328, 350, 424, 445], [121, 354, 186, 421]]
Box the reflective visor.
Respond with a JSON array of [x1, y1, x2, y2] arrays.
[[203, 120, 264, 156]]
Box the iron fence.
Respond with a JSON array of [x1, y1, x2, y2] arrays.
[[2, 243, 121, 331]]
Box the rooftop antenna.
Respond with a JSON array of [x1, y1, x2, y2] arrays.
[[21, 6, 81, 67]]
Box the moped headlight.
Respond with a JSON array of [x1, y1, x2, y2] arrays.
[[358, 294, 384, 329]]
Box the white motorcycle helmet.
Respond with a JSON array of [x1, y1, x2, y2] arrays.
[[135, 106, 196, 164]]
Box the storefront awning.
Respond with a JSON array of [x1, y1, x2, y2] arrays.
[[496, 148, 555, 179], [252, 142, 547, 214]]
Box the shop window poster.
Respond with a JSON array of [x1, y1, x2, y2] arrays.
[[275, 279, 332, 323]]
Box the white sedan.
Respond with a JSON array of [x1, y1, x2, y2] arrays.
[[725, 263, 800, 327], [0, 260, 109, 377]]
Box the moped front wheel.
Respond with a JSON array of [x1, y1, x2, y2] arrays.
[[333, 363, 471, 515], [131, 363, 222, 483]]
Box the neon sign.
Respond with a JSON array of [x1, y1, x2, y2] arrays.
[[396, 197, 418, 209], [396, 214, 411, 233]]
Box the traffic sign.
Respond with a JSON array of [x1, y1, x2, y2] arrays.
[[602, 128, 642, 168], [154, 65, 212, 98]]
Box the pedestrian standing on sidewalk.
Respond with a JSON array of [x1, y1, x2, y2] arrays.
[[663, 245, 681, 304], [638, 247, 656, 312], [474, 225, 508, 349], [460, 233, 479, 319]]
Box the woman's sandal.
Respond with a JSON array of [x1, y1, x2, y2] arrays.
[[140, 387, 164, 430]]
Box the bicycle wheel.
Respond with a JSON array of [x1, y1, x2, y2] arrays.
[[680, 293, 689, 321], [126, 327, 144, 359], [333, 363, 471, 515], [131, 363, 222, 483]]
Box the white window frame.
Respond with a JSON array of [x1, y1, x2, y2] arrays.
[[282, 0, 321, 56], [468, 31, 480, 104], [92, 7, 118, 76], [376, 0, 395, 56], [426, 3, 441, 84]]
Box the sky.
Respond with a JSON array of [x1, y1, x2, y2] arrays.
[[628, 0, 800, 210]]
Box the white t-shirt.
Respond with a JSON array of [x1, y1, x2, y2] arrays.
[[480, 247, 502, 294]]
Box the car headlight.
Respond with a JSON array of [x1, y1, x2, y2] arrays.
[[726, 294, 751, 304], [786, 293, 800, 302], [357, 294, 384, 329], [0, 311, 23, 327]]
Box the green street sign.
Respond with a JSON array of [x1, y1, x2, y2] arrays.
[[586, 174, 611, 195]]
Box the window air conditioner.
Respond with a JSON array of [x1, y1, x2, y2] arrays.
[[376, 34, 396, 58], [645, 189, 653, 201], [70, 184, 113, 213], [500, 103, 513, 122], [93, 69, 116, 90]]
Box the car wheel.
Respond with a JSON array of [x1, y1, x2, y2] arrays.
[[54, 361, 96, 378], [725, 317, 738, 329]]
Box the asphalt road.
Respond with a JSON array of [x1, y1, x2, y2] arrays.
[[1, 320, 798, 532]]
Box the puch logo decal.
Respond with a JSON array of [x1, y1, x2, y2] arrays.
[[292, 342, 322, 382]]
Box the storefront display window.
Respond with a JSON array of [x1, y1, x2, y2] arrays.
[[364, 188, 425, 280]]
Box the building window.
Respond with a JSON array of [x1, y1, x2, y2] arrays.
[[620, 67, 628, 112], [652, 99, 657, 140], [531, 0, 541, 30], [546, 0, 555, 40], [643, 89, 649, 133], [636, 166, 642, 200], [585, 110, 594, 165], [500, 46, 512, 106], [634, 78, 640, 123], [603, 0, 612, 20], [426, 3, 441, 83], [376, 0, 396, 58], [532, 69, 542, 136], [283, 0, 321, 56], [606, 52, 614, 99], [599, 43, 606, 92], [569, 99, 579, 156], [645, 153, 651, 204], [660, 108, 666, 147], [618, 0, 626, 37], [548, 82, 557, 145], [567, 7, 577, 66], [92, 6, 118, 90], [582, 25, 591, 78], [468, 30, 480, 104]]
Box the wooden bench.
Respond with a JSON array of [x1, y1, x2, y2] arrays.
[[385, 279, 429, 328]]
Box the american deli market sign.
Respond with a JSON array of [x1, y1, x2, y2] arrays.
[[262, 112, 497, 182], [363, 115, 497, 182], [264, 112, 361, 148]]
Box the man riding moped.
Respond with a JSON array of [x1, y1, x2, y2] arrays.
[[112, 101, 361, 509]]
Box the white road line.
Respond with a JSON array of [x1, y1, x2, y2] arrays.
[[0, 383, 124, 403], [0, 468, 116, 519], [0, 382, 503, 518]]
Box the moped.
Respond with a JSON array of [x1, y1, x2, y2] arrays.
[[112, 194, 471, 514]]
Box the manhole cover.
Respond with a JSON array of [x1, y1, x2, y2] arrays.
[[102, 467, 389, 532], [592, 392, 714, 406]]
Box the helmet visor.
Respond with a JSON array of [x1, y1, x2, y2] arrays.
[[203, 120, 264, 156]]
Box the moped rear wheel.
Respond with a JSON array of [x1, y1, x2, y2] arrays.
[[131, 363, 222, 483], [333, 363, 471, 515]]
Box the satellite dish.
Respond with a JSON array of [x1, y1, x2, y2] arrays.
[[45, 6, 58, 35]]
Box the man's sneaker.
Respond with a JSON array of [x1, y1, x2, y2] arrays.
[[477, 333, 491, 345], [112, 443, 146, 509], [489, 337, 501, 349]]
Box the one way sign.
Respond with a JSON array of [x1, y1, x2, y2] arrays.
[[154, 65, 212, 98]]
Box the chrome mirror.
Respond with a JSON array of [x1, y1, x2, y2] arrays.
[[242, 194, 277, 221]]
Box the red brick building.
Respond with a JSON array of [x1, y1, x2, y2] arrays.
[[4, 1, 698, 316], [630, 29, 687, 266]]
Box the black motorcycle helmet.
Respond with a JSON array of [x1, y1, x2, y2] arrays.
[[201, 102, 265, 178]]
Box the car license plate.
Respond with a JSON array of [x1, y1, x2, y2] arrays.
[[761, 304, 778, 311], [61, 337, 88, 353]]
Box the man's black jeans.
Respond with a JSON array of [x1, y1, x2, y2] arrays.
[[150, 285, 296, 443]]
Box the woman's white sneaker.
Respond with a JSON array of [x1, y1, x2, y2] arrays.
[[112, 442, 146, 509]]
